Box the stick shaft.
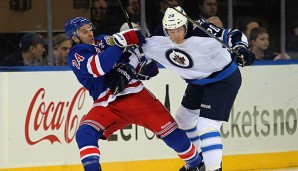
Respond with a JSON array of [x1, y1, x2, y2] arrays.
[[118, 0, 133, 28], [118, 0, 146, 61]]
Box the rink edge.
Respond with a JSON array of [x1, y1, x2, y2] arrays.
[[1, 150, 298, 171]]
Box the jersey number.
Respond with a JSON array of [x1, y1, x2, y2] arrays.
[[72, 53, 85, 69], [207, 25, 221, 35], [168, 14, 175, 19]]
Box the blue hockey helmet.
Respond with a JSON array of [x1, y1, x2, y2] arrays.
[[65, 17, 92, 40]]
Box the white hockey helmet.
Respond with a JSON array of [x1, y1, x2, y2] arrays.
[[162, 6, 188, 34]]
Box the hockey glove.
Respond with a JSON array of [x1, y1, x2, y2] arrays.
[[110, 29, 146, 51], [104, 63, 137, 94], [232, 45, 255, 67], [136, 59, 159, 80]]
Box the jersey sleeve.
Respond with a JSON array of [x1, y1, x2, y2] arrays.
[[68, 43, 123, 79], [68, 41, 124, 101], [191, 18, 248, 48]]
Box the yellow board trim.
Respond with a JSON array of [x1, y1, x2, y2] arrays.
[[1, 151, 298, 171], [223, 151, 298, 170]]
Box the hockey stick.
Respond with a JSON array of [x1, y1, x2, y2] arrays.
[[160, 0, 243, 59], [117, 0, 146, 62]]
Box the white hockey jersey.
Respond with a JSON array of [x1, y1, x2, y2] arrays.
[[142, 35, 232, 80], [133, 21, 248, 84]]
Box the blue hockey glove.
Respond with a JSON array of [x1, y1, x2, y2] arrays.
[[232, 45, 255, 67], [136, 59, 159, 80], [110, 29, 146, 51], [104, 63, 137, 94]]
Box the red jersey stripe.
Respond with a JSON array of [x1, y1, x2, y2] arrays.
[[80, 146, 100, 159], [93, 80, 142, 104], [178, 144, 196, 160], [90, 55, 101, 77]]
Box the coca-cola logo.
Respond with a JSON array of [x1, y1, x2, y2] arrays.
[[25, 87, 87, 145]]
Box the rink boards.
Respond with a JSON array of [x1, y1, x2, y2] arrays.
[[1, 62, 298, 171]]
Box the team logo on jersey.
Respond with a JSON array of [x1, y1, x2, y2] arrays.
[[104, 36, 111, 45], [165, 48, 193, 68]]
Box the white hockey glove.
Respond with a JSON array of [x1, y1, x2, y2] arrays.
[[110, 29, 146, 51]]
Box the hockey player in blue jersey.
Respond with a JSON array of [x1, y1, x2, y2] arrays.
[[130, 6, 256, 171], [64, 16, 205, 171]]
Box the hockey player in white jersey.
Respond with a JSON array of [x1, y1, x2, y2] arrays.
[[132, 6, 255, 171]]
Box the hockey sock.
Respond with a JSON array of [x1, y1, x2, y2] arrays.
[[162, 128, 202, 168], [175, 106, 201, 152], [196, 117, 223, 171], [184, 126, 202, 153], [76, 124, 103, 171], [200, 129, 222, 171]]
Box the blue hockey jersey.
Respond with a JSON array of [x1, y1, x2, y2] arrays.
[[68, 35, 144, 106]]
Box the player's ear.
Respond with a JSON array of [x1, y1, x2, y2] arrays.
[[72, 35, 80, 44]]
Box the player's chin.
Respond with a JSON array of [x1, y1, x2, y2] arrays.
[[89, 39, 95, 45], [175, 39, 184, 44]]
